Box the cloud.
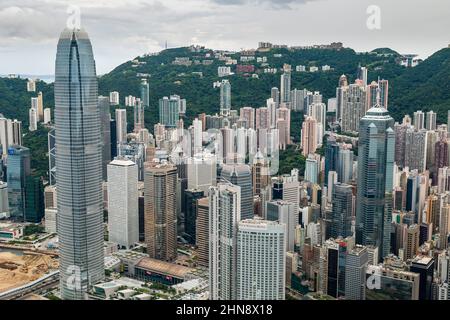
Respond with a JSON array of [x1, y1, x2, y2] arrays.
[[210, 0, 320, 9]]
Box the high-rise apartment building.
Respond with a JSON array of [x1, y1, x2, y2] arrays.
[[301, 116, 318, 157], [220, 80, 231, 117]]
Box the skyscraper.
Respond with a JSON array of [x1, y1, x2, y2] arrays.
[[413, 111, 425, 130], [345, 245, 368, 300], [301, 116, 318, 157], [236, 219, 286, 300], [29, 107, 37, 131], [280, 70, 291, 104], [159, 95, 182, 128], [37, 91, 44, 122], [220, 80, 231, 117], [140, 78, 150, 109], [220, 164, 253, 220], [115, 109, 127, 144], [99, 96, 111, 181], [107, 159, 139, 249], [209, 183, 241, 300], [425, 111, 437, 131], [7, 145, 30, 220], [196, 197, 209, 267], [144, 163, 177, 261], [266, 200, 296, 251], [356, 106, 395, 260], [55, 28, 104, 299], [341, 82, 367, 133], [331, 183, 354, 239]]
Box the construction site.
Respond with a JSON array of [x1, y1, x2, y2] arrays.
[[0, 251, 59, 293]]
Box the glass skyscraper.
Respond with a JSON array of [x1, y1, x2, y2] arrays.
[[6, 145, 30, 220], [356, 106, 395, 261], [54, 28, 104, 300]]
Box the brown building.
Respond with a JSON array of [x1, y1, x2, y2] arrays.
[[144, 163, 178, 262], [195, 197, 209, 267]]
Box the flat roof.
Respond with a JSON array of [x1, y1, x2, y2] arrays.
[[136, 257, 194, 279]]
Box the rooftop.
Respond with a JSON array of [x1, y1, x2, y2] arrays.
[[136, 257, 194, 279]]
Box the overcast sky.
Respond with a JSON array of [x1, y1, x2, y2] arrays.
[[0, 0, 449, 75]]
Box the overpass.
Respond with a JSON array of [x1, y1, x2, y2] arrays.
[[0, 270, 59, 300]]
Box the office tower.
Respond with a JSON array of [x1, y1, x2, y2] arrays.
[[305, 155, 320, 184], [184, 189, 204, 244], [323, 237, 354, 297], [236, 219, 286, 300], [192, 118, 203, 155], [115, 109, 127, 144], [24, 176, 44, 223], [365, 265, 420, 300], [439, 205, 450, 250], [426, 111, 437, 131], [252, 152, 270, 197], [327, 171, 338, 202], [47, 128, 56, 185], [280, 71, 291, 104], [345, 245, 368, 300], [44, 185, 57, 209], [107, 159, 139, 249], [29, 107, 37, 131], [209, 183, 241, 300], [37, 91, 44, 121], [413, 111, 425, 130], [330, 183, 354, 239], [272, 173, 300, 216], [118, 142, 146, 181], [240, 107, 255, 129], [27, 79, 36, 92], [410, 256, 434, 300], [110, 119, 117, 159], [144, 163, 177, 261], [7, 145, 30, 220], [341, 82, 367, 133], [255, 107, 270, 130], [196, 197, 209, 267], [301, 116, 318, 156], [357, 65, 368, 86], [98, 96, 111, 181], [159, 95, 182, 128], [0, 181, 9, 218], [220, 80, 231, 117], [404, 224, 419, 260], [187, 154, 217, 195], [266, 200, 296, 251], [43, 108, 51, 124], [55, 28, 104, 299], [109, 91, 120, 105], [356, 106, 395, 260], [438, 167, 450, 193], [140, 79, 149, 109], [220, 164, 253, 220], [405, 128, 427, 172], [338, 146, 354, 184]]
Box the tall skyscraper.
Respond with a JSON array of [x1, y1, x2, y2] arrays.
[[195, 197, 209, 267], [159, 95, 182, 128], [140, 78, 150, 109], [107, 159, 139, 249], [29, 107, 37, 131], [266, 200, 296, 251], [24, 175, 45, 223], [341, 82, 367, 133], [239, 107, 255, 129], [115, 109, 127, 144], [280, 71, 291, 104], [37, 91, 44, 122], [236, 219, 286, 300], [356, 106, 395, 260], [220, 80, 231, 117], [144, 163, 177, 261], [220, 164, 253, 220], [99, 96, 111, 181], [209, 183, 241, 300], [55, 28, 104, 299], [7, 145, 30, 220], [331, 183, 354, 239], [405, 128, 427, 172]]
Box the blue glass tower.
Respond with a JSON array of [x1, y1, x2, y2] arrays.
[[54, 28, 104, 300]]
